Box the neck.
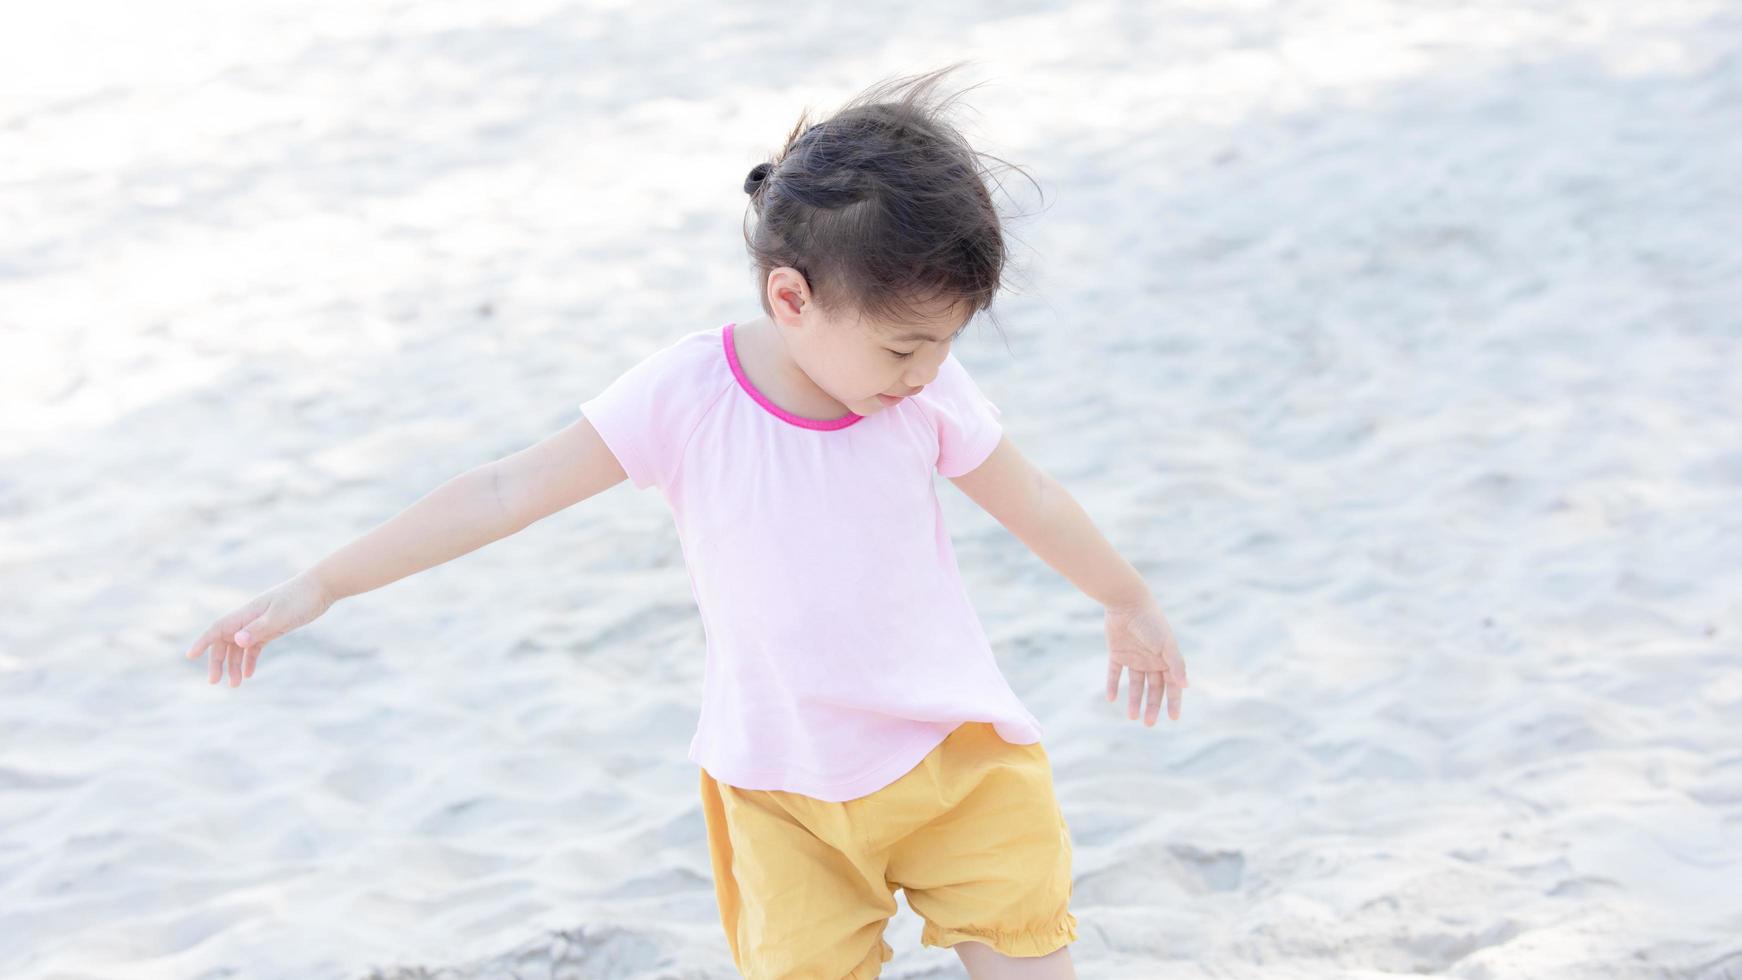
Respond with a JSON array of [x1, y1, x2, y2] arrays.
[[738, 316, 851, 418]]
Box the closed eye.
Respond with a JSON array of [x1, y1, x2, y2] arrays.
[[888, 349, 915, 359]]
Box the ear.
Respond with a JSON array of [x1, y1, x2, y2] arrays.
[[766, 266, 812, 324]]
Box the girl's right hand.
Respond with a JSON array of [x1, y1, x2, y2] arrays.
[[185, 573, 335, 687]]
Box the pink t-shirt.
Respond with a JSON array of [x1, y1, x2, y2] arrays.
[[578, 321, 1044, 802]]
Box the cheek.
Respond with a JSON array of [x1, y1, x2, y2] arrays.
[[856, 353, 892, 377]]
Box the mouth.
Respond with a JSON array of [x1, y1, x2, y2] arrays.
[[876, 393, 904, 406]]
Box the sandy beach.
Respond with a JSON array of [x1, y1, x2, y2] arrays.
[[4, 1, 1740, 977]]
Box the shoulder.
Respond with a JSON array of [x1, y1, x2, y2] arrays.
[[912, 351, 1000, 417], [638, 324, 727, 373], [596, 325, 730, 391], [578, 324, 732, 490], [582, 324, 733, 416], [911, 350, 1003, 478], [934, 350, 975, 386]]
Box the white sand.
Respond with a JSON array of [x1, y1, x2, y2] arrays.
[[4, 1, 1740, 977]]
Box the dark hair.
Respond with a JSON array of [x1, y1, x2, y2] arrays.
[[741, 62, 1040, 338]]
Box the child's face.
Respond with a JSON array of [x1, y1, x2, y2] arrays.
[[769, 268, 973, 415]]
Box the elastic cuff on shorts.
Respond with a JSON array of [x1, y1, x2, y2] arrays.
[[921, 911, 1079, 957]]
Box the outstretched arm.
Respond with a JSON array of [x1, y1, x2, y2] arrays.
[[304, 416, 626, 604], [187, 417, 631, 689], [949, 434, 1189, 724]]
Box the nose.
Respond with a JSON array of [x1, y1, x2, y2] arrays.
[[902, 365, 938, 393]]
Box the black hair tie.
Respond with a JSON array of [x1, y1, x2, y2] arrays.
[[743, 162, 773, 195]]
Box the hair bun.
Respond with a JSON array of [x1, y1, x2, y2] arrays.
[[743, 162, 774, 195]]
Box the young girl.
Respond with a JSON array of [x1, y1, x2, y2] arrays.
[[185, 64, 1188, 980]]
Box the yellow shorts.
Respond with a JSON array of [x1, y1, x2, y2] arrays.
[[698, 720, 1078, 979]]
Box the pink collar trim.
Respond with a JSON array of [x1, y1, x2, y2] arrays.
[[722, 322, 865, 430]]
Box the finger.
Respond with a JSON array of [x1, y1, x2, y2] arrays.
[[234, 619, 266, 648], [1145, 670, 1163, 726], [1127, 666, 1143, 720], [209, 641, 230, 684], [1106, 661, 1121, 702], [185, 626, 214, 660], [243, 643, 260, 678], [227, 642, 245, 687], [1168, 672, 1183, 720]]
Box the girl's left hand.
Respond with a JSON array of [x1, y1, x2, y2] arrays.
[[1103, 593, 1189, 726]]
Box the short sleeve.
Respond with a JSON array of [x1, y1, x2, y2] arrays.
[[578, 339, 700, 491], [926, 353, 1005, 478]]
